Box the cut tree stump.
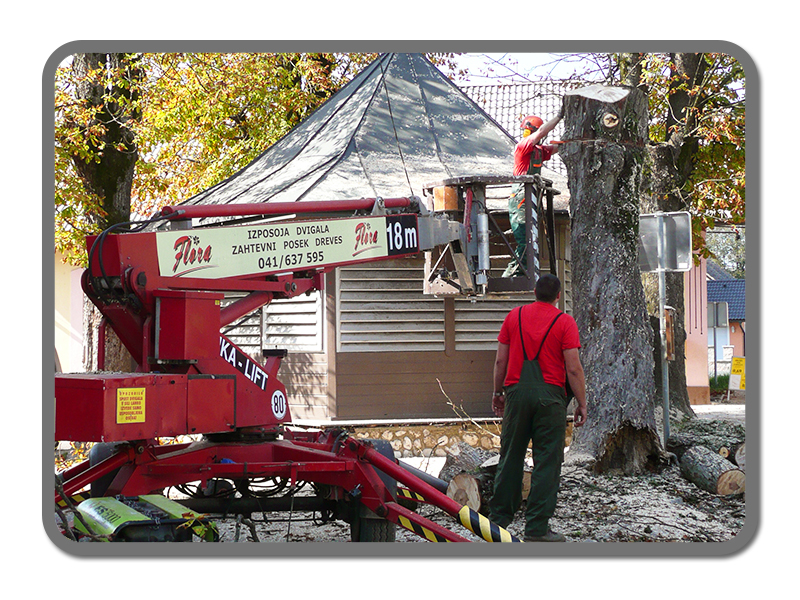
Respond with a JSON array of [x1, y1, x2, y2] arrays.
[[560, 83, 663, 475], [680, 445, 745, 496], [438, 442, 497, 484]]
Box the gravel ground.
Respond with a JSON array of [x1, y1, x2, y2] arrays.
[[210, 400, 747, 544], [200, 451, 745, 544]]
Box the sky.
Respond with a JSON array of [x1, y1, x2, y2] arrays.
[[455, 52, 596, 84]]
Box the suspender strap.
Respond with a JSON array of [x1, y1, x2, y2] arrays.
[[518, 306, 564, 361]]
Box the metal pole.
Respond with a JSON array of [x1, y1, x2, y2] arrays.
[[657, 214, 670, 448], [713, 303, 719, 379]]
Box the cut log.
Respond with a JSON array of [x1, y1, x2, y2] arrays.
[[735, 443, 746, 472], [444, 463, 531, 514], [680, 445, 745, 496], [719, 441, 744, 464], [446, 473, 483, 512]]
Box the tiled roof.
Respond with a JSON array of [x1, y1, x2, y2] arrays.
[[461, 81, 580, 178], [707, 279, 746, 321]]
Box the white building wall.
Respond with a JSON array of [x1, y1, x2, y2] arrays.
[[54, 252, 84, 373]]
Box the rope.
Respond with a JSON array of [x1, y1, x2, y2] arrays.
[[378, 56, 415, 197]]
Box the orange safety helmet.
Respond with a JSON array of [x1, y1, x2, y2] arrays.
[[521, 115, 544, 132]]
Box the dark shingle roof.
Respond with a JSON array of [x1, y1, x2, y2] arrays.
[[707, 279, 746, 321], [179, 54, 524, 209]]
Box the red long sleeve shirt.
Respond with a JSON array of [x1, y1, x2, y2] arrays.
[[513, 136, 556, 176]]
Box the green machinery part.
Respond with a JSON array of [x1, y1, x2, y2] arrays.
[[73, 495, 219, 542]]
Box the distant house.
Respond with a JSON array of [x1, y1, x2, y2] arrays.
[[54, 250, 84, 374], [707, 262, 746, 369]]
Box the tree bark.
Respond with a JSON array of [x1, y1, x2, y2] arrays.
[[70, 53, 141, 373], [437, 442, 497, 484], [638, 53, 709, 419], [559, 84, 663, 475], [734, 442, 746, 472]]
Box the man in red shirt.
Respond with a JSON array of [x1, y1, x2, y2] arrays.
[[503, 113, 562, 277], [489, 274, 587, 541]]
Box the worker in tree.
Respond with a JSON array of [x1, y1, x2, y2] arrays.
[[503, 112, 562, 277], [489, 274, 587, 542]]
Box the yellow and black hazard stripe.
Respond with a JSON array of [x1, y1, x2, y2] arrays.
[[397, 488, 425, 503], [56, 492, 90, 509], [397, 515, 453, 542], [457, 506, 522, 542]]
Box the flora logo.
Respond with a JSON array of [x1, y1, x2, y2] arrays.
[[172, 235, 214, 276], [353, 222, 380, 256]]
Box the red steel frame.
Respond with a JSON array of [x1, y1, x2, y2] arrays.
[[54, 198, 520, 543]]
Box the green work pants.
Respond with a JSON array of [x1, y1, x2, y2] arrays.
[[508, 185, 528, 269], [489, 362, 567, 537]]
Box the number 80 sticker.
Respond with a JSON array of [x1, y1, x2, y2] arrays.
[[271, 390, 287, 420]]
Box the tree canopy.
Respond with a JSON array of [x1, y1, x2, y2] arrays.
[[569, 52, 745, 258], [624, 53, 745, 254]]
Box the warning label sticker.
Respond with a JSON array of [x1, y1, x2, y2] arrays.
[[116, 388, 146, 423]]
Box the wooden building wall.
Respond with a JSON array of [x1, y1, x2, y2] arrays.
[[300, 214, 571, 422]]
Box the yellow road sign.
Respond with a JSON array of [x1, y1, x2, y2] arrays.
[[729, 357, 746, 390]]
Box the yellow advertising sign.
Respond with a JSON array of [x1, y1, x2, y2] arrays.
[[116, 387, 146, 423], [729, 357, 746, 391]]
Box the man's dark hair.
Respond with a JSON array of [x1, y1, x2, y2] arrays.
[[534, 274, 561, 303]]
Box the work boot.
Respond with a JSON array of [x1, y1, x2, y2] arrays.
[[523, 529, 566, 542]]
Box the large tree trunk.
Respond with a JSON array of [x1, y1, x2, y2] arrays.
[[637, 53, 709, 419], [560, 84, 663, 475], [70, 53, 141, 372]]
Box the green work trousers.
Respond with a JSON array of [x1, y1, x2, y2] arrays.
[[489, 360, 567, 537], [508, 185, 528, 270]]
